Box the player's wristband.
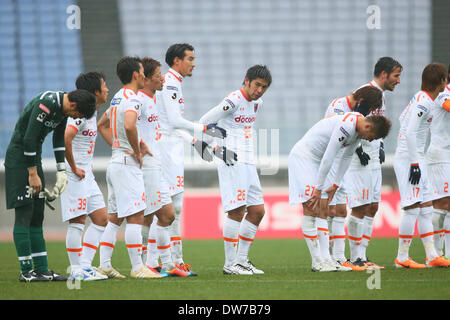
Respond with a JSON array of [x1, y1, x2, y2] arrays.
[[411, 163, 419, 167], [56, 162, 66, 171]]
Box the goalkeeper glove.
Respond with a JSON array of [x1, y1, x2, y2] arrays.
[[192, 139, 213, 162], [42, 188, 56, 211], [355, 146, 370, 166], [409, 163, 421, 185], [203, 123, 227, 139], [379, 141, 385, 164], [213, 146, 238, 166]]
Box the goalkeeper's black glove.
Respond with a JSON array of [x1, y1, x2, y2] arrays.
[[213, 146, 238, 166], [379, 141, 385, 164], [204, 123, 227, 139], [355, 146, 370, 166], [192, 140, 213, 162], [409, 163, 421, 185]]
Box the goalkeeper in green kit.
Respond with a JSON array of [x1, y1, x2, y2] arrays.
[[4, 89, 96, 282]]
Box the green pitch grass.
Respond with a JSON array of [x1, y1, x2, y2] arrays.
[[0, 238, 448, 300]]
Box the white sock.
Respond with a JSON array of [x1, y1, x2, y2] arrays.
[[66, 223, 84, 271], [302, 216, 321, 265], [79, 223, 105, 269], [316, 218, 332, 261], [432, 209, 446, 256], [125, 223, 143, 272], [327, 216, 334, 255], [223, 216, 240, 266], [146, 219, 159, 268], [361, 216, 374, 261], [331, 216, 347, 262], [170, 192, 184, 265], [444, 212, 450, 258], [347, 215, 363, 262], [99, 221, 120, 270], [141, 224, 150, 259], [418, 206, 438, 260], [397, 208, 420, 262], [156, 224, 173, 270], [236, 218, 258, 264]]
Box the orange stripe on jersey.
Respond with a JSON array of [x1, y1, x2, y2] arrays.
[[422, 90, 434, 101], [168, 70, 182, 82], [331, 98, 338, 107], [113, 107, 118, 139], [240, 88, 250, 101], [67, 124, 79, 133], [346, 96, 353, 111], [443, 99, 450, 112]]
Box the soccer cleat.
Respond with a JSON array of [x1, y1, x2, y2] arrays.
[[19, 270, 50, 282], [426, 256, 450, 268], [223, 263, 253, 275], [97, 266, 126, 279], [160, 267, 189, 277], [82, 267, 108, 280], [240, 260, 264, 274], [394, 257, 426, 269], [176, 263, 198, 276], [363, 258, 385, 270], [329, 259, 352, 272], [311, 261, 337, 272], [444, 256, 450, 261], [37, 270, 68, 281], [130, 266, 163, 279], [69, 268, 100, 281], [341, 260, 367, 271]]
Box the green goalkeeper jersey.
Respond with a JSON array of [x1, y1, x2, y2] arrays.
[[5, 91, 67, 168]]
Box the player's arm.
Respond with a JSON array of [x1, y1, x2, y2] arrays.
[[437, 92, 450, 112], [64, 120, 85, 179], [174, 128, 214, 162], [333, 143, 358, 187], [124, 109, 142, 167], [97, 110, 113, 147]]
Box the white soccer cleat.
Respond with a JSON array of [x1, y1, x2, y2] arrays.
[[69, 268, 101, 281], [328, 259, 352, 272], [223, 263, 253, 275], [130, 266, 163, 279], [97, 266, 126, 279], [83, 267, 108, 280], [311, 260, 338, 272], [240, 260, 264, 274]]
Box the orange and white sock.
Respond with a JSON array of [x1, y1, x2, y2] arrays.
[[156, 224, 173, 270], [146, 219, 159, 268], [80, 223, 104, 269], [223, 217, 240, 266], [432, 209, 446, 256], [236, 219, 258, 264], [347, 215, 363, 262], [125, 223, 143, 272], [66, 223, 84, 271], [361, 216, 374, 261], [418, 206, 438, 261], [316, 218, 332, 261], [99, 221, 120, 270], [444, 212, 450, 258], [302, 216, 321, 265], [331, 216, 347, 262], [397, 208, 420, 262]]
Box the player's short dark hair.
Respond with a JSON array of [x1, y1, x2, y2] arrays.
[[421, 63, 447, 92], [116, 56, 142, 85], [366, 115, 391, 139], [141, 57, 162, 78], [68, 89, 96, 119], [165, 43, 194, 67], [352, 86, 383, 116], [75, 72, 105, 95], [447, 64, 450, 82], [243, 65, 272, 86], [374, 57, 403, 77]]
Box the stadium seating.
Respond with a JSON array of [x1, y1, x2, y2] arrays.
[[0, 0, 83, 159]]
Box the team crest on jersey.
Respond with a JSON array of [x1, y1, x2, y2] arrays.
[[75, 119, 82, 126], [172, 93, 177, 100], [338, 136, 345, 142], [135, 104, 140, 110], [36, 112, 47, 122], [254, 103, 258, 112], [418, 111, 423, 117]]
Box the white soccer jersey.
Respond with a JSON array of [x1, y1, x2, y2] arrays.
[[427, 85, 450, 164], [137, 90, 162, 168], [65, 111, 98, 169], [105, 87, 143, 162], [199, 88, 262, 165], [290, 112, 362, 189], [395, 90, 434, 163], [350, 80, 386, 170], [324, 96, 354, 117]]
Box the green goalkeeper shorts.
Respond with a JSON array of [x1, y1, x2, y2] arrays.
[[5, 165, 46, 209]]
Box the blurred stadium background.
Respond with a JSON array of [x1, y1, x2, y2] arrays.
[[0, 0, 449, 239]]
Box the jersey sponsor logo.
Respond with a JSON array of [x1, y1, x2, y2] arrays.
[[81, 129, 97, 137], [427, 117, 433, 123], [417, 105, 428, 112], [111, 98, 122, 105], [36, 112, 47, 122], [334, 108, 344, 114], [235, 115, 256, 123], [39, 104, 51, 114], [147, 114, 158, 122], [44, 120, 59, 129], [339, 126, 350, 137], [178, 98, 184, 104], [223, 99, 235, 111], [166, 86, 178, 91]]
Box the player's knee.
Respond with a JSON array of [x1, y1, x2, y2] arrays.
[[368, 203, 379, 218], [69, 215, 87, 225]]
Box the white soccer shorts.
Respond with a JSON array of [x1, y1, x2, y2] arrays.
[[393, 157, 433, 209], [142, 166, 172, 216], [106, 161, 146, 218], [371, 167, 382, 203], [344, 167, 373, 208], [60, 169, 105, 222], [427, 162, 450, 201], [321, 162, 348, 206], [288, 153, 321, 205], [159, 135, 185, 196], [218, 162, 264, 212]]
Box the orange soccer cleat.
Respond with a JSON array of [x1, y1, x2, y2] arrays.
[[395, 257, 426, 269], [426, 256, 450, 268]]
